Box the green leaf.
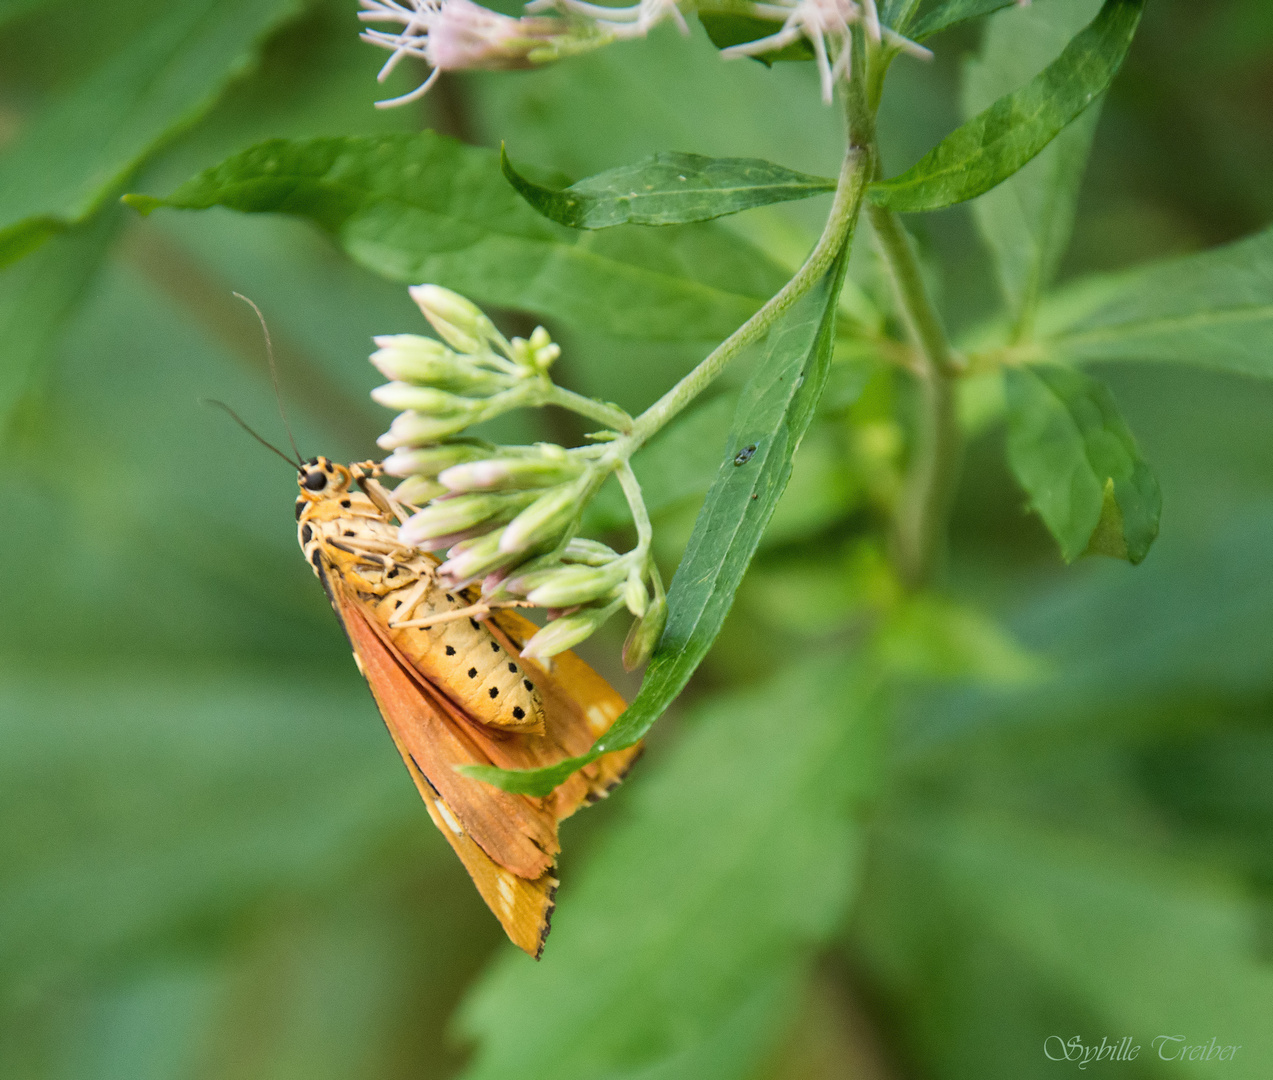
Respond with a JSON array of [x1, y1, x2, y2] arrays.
[[697, 12, 815, 64], [910, 0, 1018, 41], [1044, 225, 1273, 378], [501, 147, 836, 229], [0, 0, 304, 268], [127, 134, 789, 342], [457, 655, 884, 1080], [1004, 363, 1160, 564], [963, 0, 1104, 333], [461, 243, 851, 796], [870, 0, 1145, 213], [0, 210, 120, 433]]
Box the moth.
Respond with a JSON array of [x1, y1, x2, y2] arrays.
[[295, 455, 640, 956]]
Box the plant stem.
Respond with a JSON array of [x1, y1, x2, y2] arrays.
[[546, 384, 633, 432], [618, 143, 872, 457], [868, 203, 963, 587]]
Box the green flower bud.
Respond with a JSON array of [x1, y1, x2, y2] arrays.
[[392, 474, 448, 505], [510, 325, 561, 372], [622, 588, 666, 671], [623, 570, 648, 617], [498, 483, 580, 554], [409, 285, 499, 354], [371, 382, 481, 415], [561, 538, 620, 565], [377, 410, 475, 449], [437, 453, 583, 493], [437, 530, 516, 584], [371, 335, 509, 395], [521, 609, 607, 660], [522, 562, 627, 608], [382, 443, 492, 479], [399, 491, 535, 546]]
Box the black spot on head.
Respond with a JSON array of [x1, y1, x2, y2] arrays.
[[523, 679, 534, 692], [488, 686, 499, 699], [340, 498, 351, 508], [508, 662, 517, 673], [294, 501, 304, 520], [310, 549, 322, 569], [490, 641, 500, 653], [343, 530, 355, 537], [512, 706, 525, 720], [303, 470, 327, 491], [445, 645, 455, 656], [468, 668, 477, 678], [300, 523, 312, 544], [469, 617, 480, 630]]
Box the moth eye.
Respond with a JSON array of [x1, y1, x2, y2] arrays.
[[303, 470, 327, 491]]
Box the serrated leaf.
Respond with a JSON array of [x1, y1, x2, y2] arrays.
[[126, 134, 789, 342], [461, 243, 850, 796], [964, 0, 1104, 334], [502, 147, 835, 229], [1004, 363, 1160, 564], [0, 0, 304, 268], [911, 0, 1018, 41], [1044, 225, 1273, 378], [457, 655, 884, 1080], [870, 0, 1145, 213]]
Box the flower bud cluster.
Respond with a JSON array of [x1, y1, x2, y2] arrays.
[[371, 284, 664, 665]]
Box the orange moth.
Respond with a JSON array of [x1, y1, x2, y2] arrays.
[[295, 456, 640, 956]]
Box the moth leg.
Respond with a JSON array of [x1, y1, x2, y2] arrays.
[[392, 598, 533, 631]]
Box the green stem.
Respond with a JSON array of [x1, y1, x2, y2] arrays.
[[617, 142, 872, 457], [545, 383, 633, 432], [868, 203, 963, 587]]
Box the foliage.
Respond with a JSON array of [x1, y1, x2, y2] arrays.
[[1, 0, 1271, 1078]]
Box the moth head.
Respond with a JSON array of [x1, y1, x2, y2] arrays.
[[297, 456, 352, 500]]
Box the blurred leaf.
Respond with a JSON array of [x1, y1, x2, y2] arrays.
[[126, 133, 790, 341], [0, 0, 304, 267], [501, 147, 835, 229], [462, 243, 850, 795], [910, 0, 1017, 41], [0, 0, 48, 30], [963, 0, 1103, 334], [0, 210, 119, 433], [1044, 225, 1273, 378], [1004, 363, 1159, 564], [458, 654, 885, 1080], [697, 13, 816, 64], [870, 0, 1145, 213]]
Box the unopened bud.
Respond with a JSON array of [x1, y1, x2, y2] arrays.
[[393, 474, 447, 505], [499, 483, 580, 554], [623, 571, 648, 617], [399, 491, 534, 546], [523, 562, 627, 608], [409, 285, 499, 354], [371, 382, 480, 415], [371, 334, 508, 395], [377, 410, 477, 448], [438, 453, 582, 493], [437, 530, 516, 584], [382, 443, 491, 479], [622, 588, 666, 671], [510, 325, 561, 371], [521, 609, 607, 660], [562, 538, 620, 565]]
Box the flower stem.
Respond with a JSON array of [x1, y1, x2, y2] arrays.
[[545, 384, 633, 432], [868, 203, 963, 587], [618, 143, 872, 457]]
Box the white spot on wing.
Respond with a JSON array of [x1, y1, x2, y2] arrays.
[[435, 798, 464, 836], [497, 874, 516, 912], [586, 704, 614, 734]]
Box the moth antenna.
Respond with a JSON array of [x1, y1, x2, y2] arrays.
[[232, 292, 303, 465], [202, 399, 303, 470]]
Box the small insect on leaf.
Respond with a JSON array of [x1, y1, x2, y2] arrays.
[[294, 458, 640, 955], [734, 444, 757, 466]]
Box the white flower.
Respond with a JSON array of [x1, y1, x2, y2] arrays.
[[359, 0, 576, 106], [719, 0, 929, 104], [524, 0, 688, 40]]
